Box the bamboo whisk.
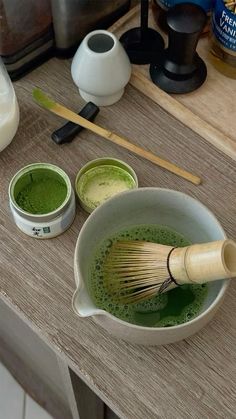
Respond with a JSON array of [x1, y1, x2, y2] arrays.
[[104, 239, 236, 303]]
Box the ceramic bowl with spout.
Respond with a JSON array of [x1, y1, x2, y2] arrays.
[[73, 188, 229, 346]]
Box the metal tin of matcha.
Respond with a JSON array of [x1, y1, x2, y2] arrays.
[[75, 158, 138, 213], [9, 163, 76, 238]]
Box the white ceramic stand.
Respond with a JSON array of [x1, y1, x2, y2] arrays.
[[78, 88, 124, 107], [71, 30, 131, 106]]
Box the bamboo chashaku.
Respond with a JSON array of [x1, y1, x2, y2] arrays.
[[104, 239, 236, 304], [32, 88, 201, 185]]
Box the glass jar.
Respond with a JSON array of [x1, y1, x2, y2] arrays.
[[0, 58, 19, 152], [209, 0, 236, 79]]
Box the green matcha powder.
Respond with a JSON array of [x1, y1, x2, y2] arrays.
[[88, 225, 208, 327], [16, 177, 67, 214]]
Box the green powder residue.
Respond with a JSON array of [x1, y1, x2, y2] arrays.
[[88, 225, 208, 327], [16, 177, 67, 214], [32, 88, 56, 110], [77, 165, 136, 210]]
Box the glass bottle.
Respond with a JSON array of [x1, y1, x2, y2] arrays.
[[209, 0, 236, 79], [0, 58, 19, 152]]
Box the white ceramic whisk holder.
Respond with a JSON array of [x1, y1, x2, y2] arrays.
[[71, 30, 131, 106]]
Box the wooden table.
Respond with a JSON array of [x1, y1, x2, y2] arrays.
[[0, 57, 236, 419]]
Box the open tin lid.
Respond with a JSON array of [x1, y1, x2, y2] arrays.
[[75, 157, 138, 213]]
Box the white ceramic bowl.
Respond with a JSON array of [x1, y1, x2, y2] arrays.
[[73, 188, 229, 345]]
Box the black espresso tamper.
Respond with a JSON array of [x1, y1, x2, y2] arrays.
[[150, 3, 207, 94], [120, 0, 164, 64]]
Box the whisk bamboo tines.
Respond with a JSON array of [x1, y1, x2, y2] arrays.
[[104, 239, 236, 304]]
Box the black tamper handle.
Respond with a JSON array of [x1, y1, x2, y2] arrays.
[[149, 3, 207, 94], [51, 102, 100, 145], [166, 4, 207, 75]]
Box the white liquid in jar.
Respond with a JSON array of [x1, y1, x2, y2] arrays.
[[0, 68, 19, 152]]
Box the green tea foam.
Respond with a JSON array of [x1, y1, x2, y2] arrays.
[[88, 225, 208, 327]]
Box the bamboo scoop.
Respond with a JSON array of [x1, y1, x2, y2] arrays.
[[32, 89, 201, 185], [104, 239, 236, 303]]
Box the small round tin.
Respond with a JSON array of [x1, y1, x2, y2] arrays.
[[75, 157, 138, 213], [9, 163, 76, 239]]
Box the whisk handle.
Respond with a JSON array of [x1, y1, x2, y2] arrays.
[[169, 239, 236, 284]]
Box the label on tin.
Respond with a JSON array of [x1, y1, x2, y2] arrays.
[[156, 0, 213, 12], [212, 0, 236, 52]]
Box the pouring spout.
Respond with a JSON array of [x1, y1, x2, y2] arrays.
[[73, 236, 117, 319], [72, 286, 106, 317]]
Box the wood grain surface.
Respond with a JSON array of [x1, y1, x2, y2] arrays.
[[0, 57, 236, 419], [110, 5, 236, 161]]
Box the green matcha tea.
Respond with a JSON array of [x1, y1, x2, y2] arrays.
[[88, 225, 208, 327], [16, 177, 67, 214]]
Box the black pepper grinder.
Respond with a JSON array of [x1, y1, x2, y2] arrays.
[[150, 3, 207, 94], [120, 0, 164, 64]]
